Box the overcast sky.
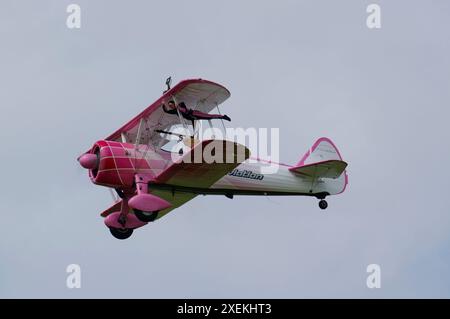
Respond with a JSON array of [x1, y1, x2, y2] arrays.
[[1, 0, 450, 298]]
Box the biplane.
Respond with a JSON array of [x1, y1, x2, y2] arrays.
[[78, 79, 348, 239]]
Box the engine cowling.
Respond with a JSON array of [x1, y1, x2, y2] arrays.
[[78, 140, 136, 188]]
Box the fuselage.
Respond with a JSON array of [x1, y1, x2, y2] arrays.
[[84, 140, 346, 198], [210, 160, 346, 196]]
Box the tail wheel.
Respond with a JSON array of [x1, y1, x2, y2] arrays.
[[134, 209, 158, 222], [109, 227, 133, 240], [318, 200, 328, 210]]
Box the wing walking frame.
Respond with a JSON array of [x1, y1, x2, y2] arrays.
[[99, 79, 231, 152]]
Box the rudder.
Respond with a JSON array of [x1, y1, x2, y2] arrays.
[[296, 137, 343, 166]]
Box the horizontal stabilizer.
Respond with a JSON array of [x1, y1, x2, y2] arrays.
[[289, 160, 347, 179]]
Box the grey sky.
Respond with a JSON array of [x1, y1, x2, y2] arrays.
[[1, 0, 450, 298]]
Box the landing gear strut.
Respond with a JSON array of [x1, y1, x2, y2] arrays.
[[318, 199, 328, 210], [105, 193, 136, 240], [128, 174, 171, 213]]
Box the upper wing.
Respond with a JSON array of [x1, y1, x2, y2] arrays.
[[289, 160, 347, 179], [104, 79, 230, 148]]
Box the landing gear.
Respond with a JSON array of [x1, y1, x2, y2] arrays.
[[109, 227, 133, 240], [134, 209, 158, 222], [318, 199, 328, 210], [128, 174, 172, 213]]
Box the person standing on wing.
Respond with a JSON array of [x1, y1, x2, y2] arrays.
[[162, 100, 231, 126]]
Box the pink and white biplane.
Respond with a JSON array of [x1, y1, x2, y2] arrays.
[[78, 79, 348, 239]]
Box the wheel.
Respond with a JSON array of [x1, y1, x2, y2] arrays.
[[134, 209, 158, 222], [318, 200, 328, 210], [109, 227, 133, 240]]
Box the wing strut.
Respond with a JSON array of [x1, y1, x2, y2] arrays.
[[215, 102, 227, 133], [171, 95, 193, 137], [121, 132, 128, 143], [207, 120, 215, 139], [135, 118, 145, 148]]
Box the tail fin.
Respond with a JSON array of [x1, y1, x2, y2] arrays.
[[290, 137, 348, 194], [289, 137, 347, 180], [296, 137, 343, 166]]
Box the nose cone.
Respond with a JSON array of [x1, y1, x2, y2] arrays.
[[79, 153, 98, 169]]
